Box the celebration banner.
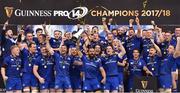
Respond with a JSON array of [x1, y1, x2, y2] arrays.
[[0, 0, 180, 25]]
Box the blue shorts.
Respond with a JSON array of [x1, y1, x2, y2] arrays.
[[55, 76, 71, 89], [39, 79, 55, 90], [158, 74, 172, 88], [172, 63, 177, 72], [118, 73, 124, 86], [6, 77, 22, 91], [22, 73, 38, 88], [83, 78, 101, 91], [70, 76, 81, 89], [104, 76, 119, 91], [127, 76, 134, 92]]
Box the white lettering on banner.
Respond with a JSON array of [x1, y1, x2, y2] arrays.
[[13, 7, 88, 20], [54, 7, 88, 20], [14, 9, 52, 16], [135, 89, 153, 93]]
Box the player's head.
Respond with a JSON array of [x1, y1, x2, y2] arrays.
[[112, 39, 120, 49], [142, 30, 147, 38], [175, 27, 180, 37], [164, 31, 172, 41], [106, 45, 114, 55], [5, 29, 13, 38], [117, 27, 125, 35], [95, 44, 101, 55], [54, 30, 62, 39], [65, 32, 72, 40], [146, 29, 153, 38], [11, 45, 20, 57], [149, 47, 156, 56], [112, 29, 118, 36], [92, 26, 99, 34], [128, 27, 135, 37], [26, 32, 33, 42], [88, 46, 95, 58], [167, 45, 175, 54], [70, 46, 77, 56], [40, 45, 48, 56], [93, 33, 100, 42], [28, 42, 36, 53], [60, 45, 68, 55], [107, 33, 114, 42], [133, 49, 140, 58], [36, 28, 43, 37], [38, 34, 46, 43]]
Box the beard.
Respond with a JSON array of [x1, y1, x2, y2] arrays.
[[89, 54, 94, 59]]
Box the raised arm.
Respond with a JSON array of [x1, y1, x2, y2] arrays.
[[42, 22, 49, 36], [135, 16, 142, 37], [151, 39, 162, 57], [118, 40, 126, 58], [72, 24, 82, 35], [46, 35, 55, 55], [155, 27, 164, 44], [174, 37, 180, 58], [1, 20, 9, 45], [102, 17, 111, 34], [2, 20, 8, 31]]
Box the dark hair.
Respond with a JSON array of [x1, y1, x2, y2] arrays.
[[129, 27, 135, 32], [26, 32, 33, 36], [112, 29, 117, 31], [61, 44, 67, 48], [54, 30, 62, 33], [40, 45, 46, 49], [28, 42, 36, 48], [39, 34, 46, 38], [36, 28, 43, 33], [165, 30, 172, 34], [92, 26, 98, 30], [87, 45, 95, 49], [106, 44, 113, 48], [5, 29, 12, 34], [142, 29, 148, 32], [133, 48, 140, 53]]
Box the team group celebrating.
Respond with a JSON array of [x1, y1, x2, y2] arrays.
[[1, 17, 180, 93]]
